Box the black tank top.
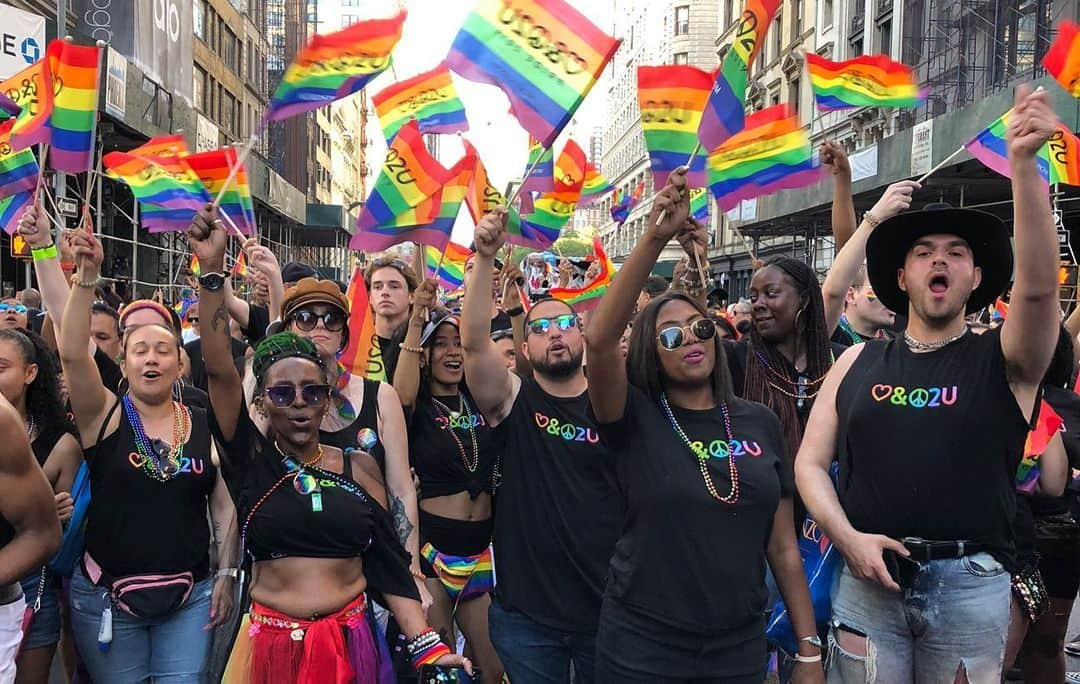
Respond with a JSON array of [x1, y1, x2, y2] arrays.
[[408, 390, 497, 500], [84, 401, 217, 578], [836, 330, 1030, 568], [31, 429, 63, 468], [320, 379, 387, 474]]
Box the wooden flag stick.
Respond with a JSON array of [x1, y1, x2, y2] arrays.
[[915, 145, 964, 184]]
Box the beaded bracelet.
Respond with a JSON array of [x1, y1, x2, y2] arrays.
[[410, 639, 451, 669], [31, 245, 57, 261], [73, 274, 102, 289], [399, 342, 424, 354]]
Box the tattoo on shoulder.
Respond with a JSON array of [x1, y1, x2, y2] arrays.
[[389, 494, 413, 544], [211, 305, 229, 333]]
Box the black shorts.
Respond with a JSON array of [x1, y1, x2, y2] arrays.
[[417, 509, 493, 578], [1035, 512, 1080, 600]]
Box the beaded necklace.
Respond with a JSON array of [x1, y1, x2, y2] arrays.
[[25, 415, 35, 440], [332, 362, 357, 422], [431, 393, 480, 473], [123, 394, 191, 482], [660, 394, 740, 504], [837, 316, 865, 346]]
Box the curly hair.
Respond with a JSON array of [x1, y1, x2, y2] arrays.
[[0, 329, 76, 445], [252, 332, 327, 393]]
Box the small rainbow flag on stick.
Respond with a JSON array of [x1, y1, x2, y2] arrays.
[[1016, 399, 1064, 494], [0, 192, 31, 234], [638, 65, 712, 187], [267, 12, 405, 122], [0, 52, 55, 151], [521, 135, 554, 195], [0, 121, 40, 200], [578, 163, 612, 206], [519, 140, 587, 249], [425, 242, 471, 289], [690, 187, 710, 222], [804, 53, 926, 111], [610, 181, 645, 225], [548, 237, 613, 312], [1043, 21, 1080, 97], [373, 64, 469, 140], [189, 253, 201, 277], [707, 104, 822, 211], [446, 0, 620, 148], [232, 251, 249, 278], [46, 40, 102, 173], [185, 148, 258, 234], [965, 109, 1080, 186], [464, 142, 524, 236], [103, 151, 209, 213], [339, 265, 386, 381]]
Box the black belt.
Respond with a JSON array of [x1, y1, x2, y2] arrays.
[[901, 537, 986, 563]]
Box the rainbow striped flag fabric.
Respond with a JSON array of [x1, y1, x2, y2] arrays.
[[463, 140, 524, 236], [46, 40, 102, 173], [699, 0, 781, 152], [189, 253, 202, 277], [805, 53, 926, 111], [267, 12, 405, 122], [610, 181, 645, 225], [430, 147, 476, 235], [0, 192, 31, 235], [1016, 399, 1064, 494], [339, 265, 387, 380], [141, 205, 198, 233], [690, 187, 710, 222], [0, 51, 55, 151], [1043, 21, 1080, 97], [0, 94, 19, 123], [128, 134, 190, 159], [638, 65, 712, 187], [521, 135, 554, 195], [373, 64, 469, 140], [0, 121, 40, 201], [965, 109, 1080, 185], [548, 237, 613, 312], [578, 163, 612, 206], [519, 139, 587, 249], [425, 242, 471, 289], [707, 104, 822, 211], [446, 0, 620, 147], [185, 148, 257, 234], [232, 251, 249, 278], [103, 151, 209, 213]]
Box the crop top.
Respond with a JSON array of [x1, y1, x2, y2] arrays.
[[408, 391, 498, 501], [210, 406, 418, 601]]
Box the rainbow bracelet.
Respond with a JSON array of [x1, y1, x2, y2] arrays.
[[410, 639, 451, 670]]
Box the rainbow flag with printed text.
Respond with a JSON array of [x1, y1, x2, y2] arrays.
[[46, 40, 102, 173], [446, 0, 620, 147], [0, 121, 40, 201], [268, 12, 405, 122], [425, 242, 471, 289], [373, 64, 469, 140], [965, 109, 1080, 186], [805, 53, 926, 111], [0, 191, 31, 235], [519, 139, 587, 249], [429, 147, 476, 235], [463, 141, 524, 237], [548, 237, 613, 312], [638, 65, 712, 187], [0, 94, 19, 123], [128, 134, 190, 160], [0, 51, 55, 151], [185, 148, 257, 234], [339, 265, 387, 380], [103, 150, 209, 213], [1043, 21, 1080, 97]]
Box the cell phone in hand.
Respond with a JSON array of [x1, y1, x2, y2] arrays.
[[882, 549, 921, 589], [418, 664, 477, 684]]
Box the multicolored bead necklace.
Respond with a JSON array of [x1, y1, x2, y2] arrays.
[[123, 394, 191, 482], [432, 394, 480, 473], [332, 362, 357, 422], [837, 315, 864, 346], [660, 394, 740, 504]]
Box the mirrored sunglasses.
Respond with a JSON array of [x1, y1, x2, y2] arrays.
[[526, 313, 578, 336], [657, 319, 717, 351]]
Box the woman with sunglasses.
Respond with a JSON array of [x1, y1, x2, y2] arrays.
[[188, 207, 470, 683], [393, 279, 504, 681], [273, 278, 428, 609], [57, 224, 238, 683], [585, 170, 823, 681], [0, 329, 82, 684], [0, 299, 29, 331]]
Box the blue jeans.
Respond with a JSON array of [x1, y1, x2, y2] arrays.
[[489, 598, 596, 684], [827, 553, 1011, 683], [69, 566, 213, 683]]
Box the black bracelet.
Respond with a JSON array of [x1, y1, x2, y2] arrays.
[[505, 306, 524, 317]]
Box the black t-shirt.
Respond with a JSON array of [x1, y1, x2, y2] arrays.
[[184, 337, 249, 393], [319, 378, 387, 475], [1031, 385, 1080, 517], [84, 401, 216, 578], [835, 331, 1030, 568], [93, 347, 124, 394], [492, 379, 621, 632], [243, 304, 271, 347], [596, 387, 791, 638], [408, 391, 498, 500]]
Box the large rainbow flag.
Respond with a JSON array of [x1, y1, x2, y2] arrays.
[[965, 109, 1080, 185], [185, 148, 257, 234], [373, 64, 469, 140], [463, 141, 524, 236], [267, 12, 405, 122], [0, 51, 55, 151], [519, 139, 587, 248], [548, 237, 613, 312], [339, 265, 387, 380], [429, 146, 476, 235], [103, 151, 209, 212], [805, 53, 926, 111], [425, 242, 471, 289], [446, 0, 620, 147], [0, 121, 40, 201], [1043, 21, 1080, 97], [47, 40, 102, 173], [638, 65, 712, 187], [707, 104, 822, 211]]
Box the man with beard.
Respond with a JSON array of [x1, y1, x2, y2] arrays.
[[461, 208, 620, 683], [795, 85, 1060, 681], [831, 266, 897, 347]]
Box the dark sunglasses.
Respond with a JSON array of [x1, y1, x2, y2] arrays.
[[657, 319, 717, 351], [263, 383, 332, 408], [526, 313, 578, 336], [188, 316, 199, 323], [371, 256, 409, 271], [290, 308, 347, 332], [0, 303, 27, 314]]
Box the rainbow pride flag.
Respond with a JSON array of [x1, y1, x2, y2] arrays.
[[610, 181, 645, 225], [965, 109, 1080, 185], [47, 40, 102, 173], [707, 104, 822, 211], [128, 134, 190, 159], [373, 64, 469, 140], [141, 205, 197, 233], [805, 53, 926, 111], [352, 119, 453, 250], [690, 187, 710, 222], [425, 242, 471, 289], [268, 12, 405, 122], [1043, 21, 1080, 97], [232, 251, 249, 278], [0, 191, 31, 235], [519, 139, 587, 249], [0, 94, 19, 123], [548, 237, 613, 312], [578, 163, 612, 206], [638, 65, 712, 187], [0, 52, 54, 151], [446, 0, 620, 147], [339, 265, 387, 380], [463, 140, 524, 237], [430, 146, 476, 234], [103, 151, 209, 212], [699, 0, 781, 151], [185, 148, 257, 234], [0, 121, 40, 200], [189, 253, 202, 277], [1016, 399, 1064, 494], [521, 135, 554, 195]]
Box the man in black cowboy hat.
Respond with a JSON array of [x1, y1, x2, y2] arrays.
[[795, 85, 1062, 681]]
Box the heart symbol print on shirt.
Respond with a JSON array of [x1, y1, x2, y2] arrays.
[[534, 412, 550, 429], [871, 384, 893, 402]]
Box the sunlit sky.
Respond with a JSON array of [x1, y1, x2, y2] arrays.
[[345, 0, 615, 243]]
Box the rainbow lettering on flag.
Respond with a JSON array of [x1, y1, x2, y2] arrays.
[[339, 265, 387, 380], [1016, 399, 1064, 494], [268, 12, 405, 122], [548, 237, 613, 312], [638, 65, 712, 187], [519, 139, 587, 249], [185, 148, 257, 234], [965, 109, 1080, 186], [521, 135, 554, 195], [0, 191, 31, 235], [352, 119, 453, 250], [1043, 21, 1080, 97], [690, 187, 710, 222], [463, 141, 524, 237], [578, 162, 612, 207], [0, 51, 54, 151], [47, 40, 102, 173], [373, 64, 469, 140], [103, 151, 209, 213], [446, 0, 620, 147], [189, 253, 201, 277], [128, 134, 190, 160], [0, 121, 40, 201], [707, 104, 822, 211], [699, 0, 781, 152], [425, 242, 471, 289], [805, 53, 926, 111]]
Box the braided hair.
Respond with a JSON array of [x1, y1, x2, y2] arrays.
[[743, 256, 833, 459], [252, 333, 327, 394], [0, 329, 77, 446]]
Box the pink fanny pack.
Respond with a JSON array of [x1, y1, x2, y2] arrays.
[[83, 553, 193, 619]]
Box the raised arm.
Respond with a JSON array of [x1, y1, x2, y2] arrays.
[[58, 224, 112, 444], [587, 170, 689, 423], [461, 209, 519, 425], [18, 203, 71, 331], [187, 205, 244, 442], [821, 181, 919, 334], [392, 279, 437, 413], [222, 280, 252, 330], [821, 141, 858, 250], [243, 239, 285, 323], [1001, 85, 1064, 391], [500, 264, 533, 377]]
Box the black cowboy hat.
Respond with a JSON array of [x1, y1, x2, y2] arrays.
[[865, 203, 1013, 315]]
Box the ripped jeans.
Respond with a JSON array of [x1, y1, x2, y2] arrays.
[[827, 553, 1010, 684]]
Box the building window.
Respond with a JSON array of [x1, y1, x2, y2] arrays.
[[725, 0, 734, 26], [673, 52, 689, 65], [770, 89, 781, 106], [823, 0, 834, 27], [877, 18, 892, 53], [223, 29, 238, 73], [793, 0, 803, 36], [675, 5, 690, 35], [194, 66, 206, 112], [788, 76, 800, 114], [772, 13, 782, 61], [850, 33, 864, 57], [193, 0, 206, 40]]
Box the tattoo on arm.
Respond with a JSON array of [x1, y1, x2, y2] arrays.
[[211, 305, 229, 334], [389, 494, 413, 545]]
